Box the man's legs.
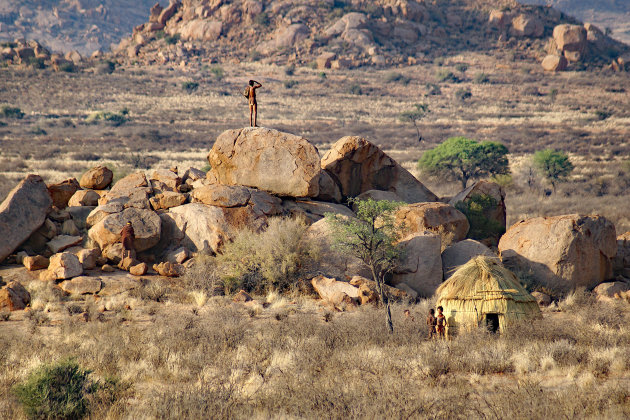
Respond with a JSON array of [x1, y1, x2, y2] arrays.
[[249, 104, 253, 127], [253, 103, 258, 127]]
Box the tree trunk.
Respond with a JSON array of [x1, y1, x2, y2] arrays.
[[371, 265, 393, 333], [461, 177, 468, 190]]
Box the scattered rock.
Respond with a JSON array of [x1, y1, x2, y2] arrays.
[[0, 281, 31, 311], [593, 282, 629, 300], [321, 136, 437, 203], [192, 184, 251, 207], [149, 191, 187, 210], [233, 290, 253, 303], [153, 261, 182, 277], [47, 178, 80, 209], [98, 277, 138, 296], [150, 169, 181, 191], [553, 24, 587, 60], [348, 276, 409, 303], [531, 291, 551, 306], [61, 219, 80, 236], [86, 203, 124, 228], [208, 127, 321, 198], [129, 263, 148, 276], [23, 255, 49, 271], [0, 175, 52, 262], [48, 252, 83, 280], [76, 248, 100, 270], [442, 239, 495, 279], [395, 202, 469, 250], [510, 14, 543, 38], [499, 214, 617, 292], [179, 19, 223, 41], [47, 235, 83, 254], [101, 264, 115, 273], [59, 276, 102, 295], [118, 257, 139, 271], [316, 52, 336, 69], [392, 233, 443, 297], [68, 190, 100, 207], [311, 275, 359, 306], [166, 247, 190, 264], [541, 54, 568, 71]]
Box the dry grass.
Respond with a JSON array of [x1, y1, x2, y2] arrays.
[[1, 279, 630, 418]]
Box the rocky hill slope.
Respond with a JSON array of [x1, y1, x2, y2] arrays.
[[522, 0, 630, 44], [111, 0, 626, 70], [0, 0, 160, 54]]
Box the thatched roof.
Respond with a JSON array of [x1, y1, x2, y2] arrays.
[[436, 256, 536, 303]]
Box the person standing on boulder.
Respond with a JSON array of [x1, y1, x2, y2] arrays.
[[120, 221, 136, 260], [243, 79, 262, 127]]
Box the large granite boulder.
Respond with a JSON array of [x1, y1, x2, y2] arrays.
[[0, 175, 52, 262], [499, 214, 617, 292], [48, 252, 83, 280], [391, 233, 443, 297], [0, 281, 31, 311], [208, 128, 321, 198], [68, 190, 100, 207], [321, 136, 437, 203], [88, 208, 161, 252], [98, 172, 152, 209], [553, 24, 587, 61], [395, 202, 469, 250], [442, 239, 495, 279]]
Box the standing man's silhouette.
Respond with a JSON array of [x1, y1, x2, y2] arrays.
[[245, 79, 262, 127]]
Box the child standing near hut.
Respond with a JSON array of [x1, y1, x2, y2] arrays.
[[436, 306, 446, 339], [426, 308, 437, 339]]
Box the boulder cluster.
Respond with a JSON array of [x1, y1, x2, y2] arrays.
[[0, 127, 627, 310], [0, 38, 86, 71]]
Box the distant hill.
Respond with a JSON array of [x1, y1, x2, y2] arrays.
[[520, 0, 630, 43], [0, 0, 163, 54]]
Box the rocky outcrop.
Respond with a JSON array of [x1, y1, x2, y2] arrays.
[[153, 261, 182, 277], [395, 202, 469, 250], [510, 14, 543, 38], [0, 175, 52, 262], [321, 136, 437, 203], [499, 214, 617, 292], [552, 24, 587, 61], [391, 233, 443, 297], [208, 128, 321, 198], [23, 255, 50, 271], [59, 276, 103, 295], [0, 281, 31, 311]]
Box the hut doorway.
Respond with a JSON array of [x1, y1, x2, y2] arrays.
[[485, 314, 499, 333]]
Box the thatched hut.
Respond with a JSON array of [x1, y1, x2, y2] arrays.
[[435, 256, 541, 335]]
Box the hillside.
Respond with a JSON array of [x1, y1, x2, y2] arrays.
[[522, 0, 630, 44], [111, 0, 627, 69], [0, 0, 161, 54]]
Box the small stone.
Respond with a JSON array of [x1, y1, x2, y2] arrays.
[[129, 263, 148, 276], [23, 255, 49, 271], [101, 264, 115, 273]]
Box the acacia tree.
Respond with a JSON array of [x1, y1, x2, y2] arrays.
[[418, 136, 510, 189], [533, 149, 574, 192], [399, 103, 430, 143], [325, 198, 404, 333]]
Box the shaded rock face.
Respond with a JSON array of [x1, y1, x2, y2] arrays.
[[321, 136, 437, 203], [0, 175, 52, 262], [159, 198, 282, 255], [80, 166, 113, 190], [48, 178, 81, 209], [281, 200, 354, 224], [0, 281, 31, 311], [68, 190, 100, 207], [395, 202, 469, 250], [441, 239, 495, 280], [499, 214, 617, 292], [208, 128, 321, 198], [541, 54, 568, 71], [88, 208, 161, 252], [392, 233, 443, 298]]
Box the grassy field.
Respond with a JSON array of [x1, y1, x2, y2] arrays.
[[1, 53, 628, 230], [1, 270, 630, 418]]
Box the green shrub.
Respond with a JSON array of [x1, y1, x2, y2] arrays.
[[284, 80, 298, 89], [284, 65, 295, 76], [1, 105, 25, 119], [317, 71, 327, 79], [454, 194, 506, 243], [255, 11, 270, 26], [595, 110, 612, 120], [209, 66, 224, 79], [30, 127, 47, 135], [165, 34, 180, 45], [455, 88, 472, 100], [385, 72, 411, 84], [28, 57, 46, 69], [436, 69, 460, 83], [182, 81, 199, 92], [59, 62, 76, 73], [348, 83, 362, 95], [212, 217, 317, 294], [425, 83, 441, 95], [86, 110, 129, 126], [455, 63, 468, 73], [13, 359, 96, 420], [474, 72, 489, 84]]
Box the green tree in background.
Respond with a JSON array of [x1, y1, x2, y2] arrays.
[[533, 149, 574, 192], [418, 136, 510, 189], [399, 103, 429, 143], [325, 198, 404, 333]]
